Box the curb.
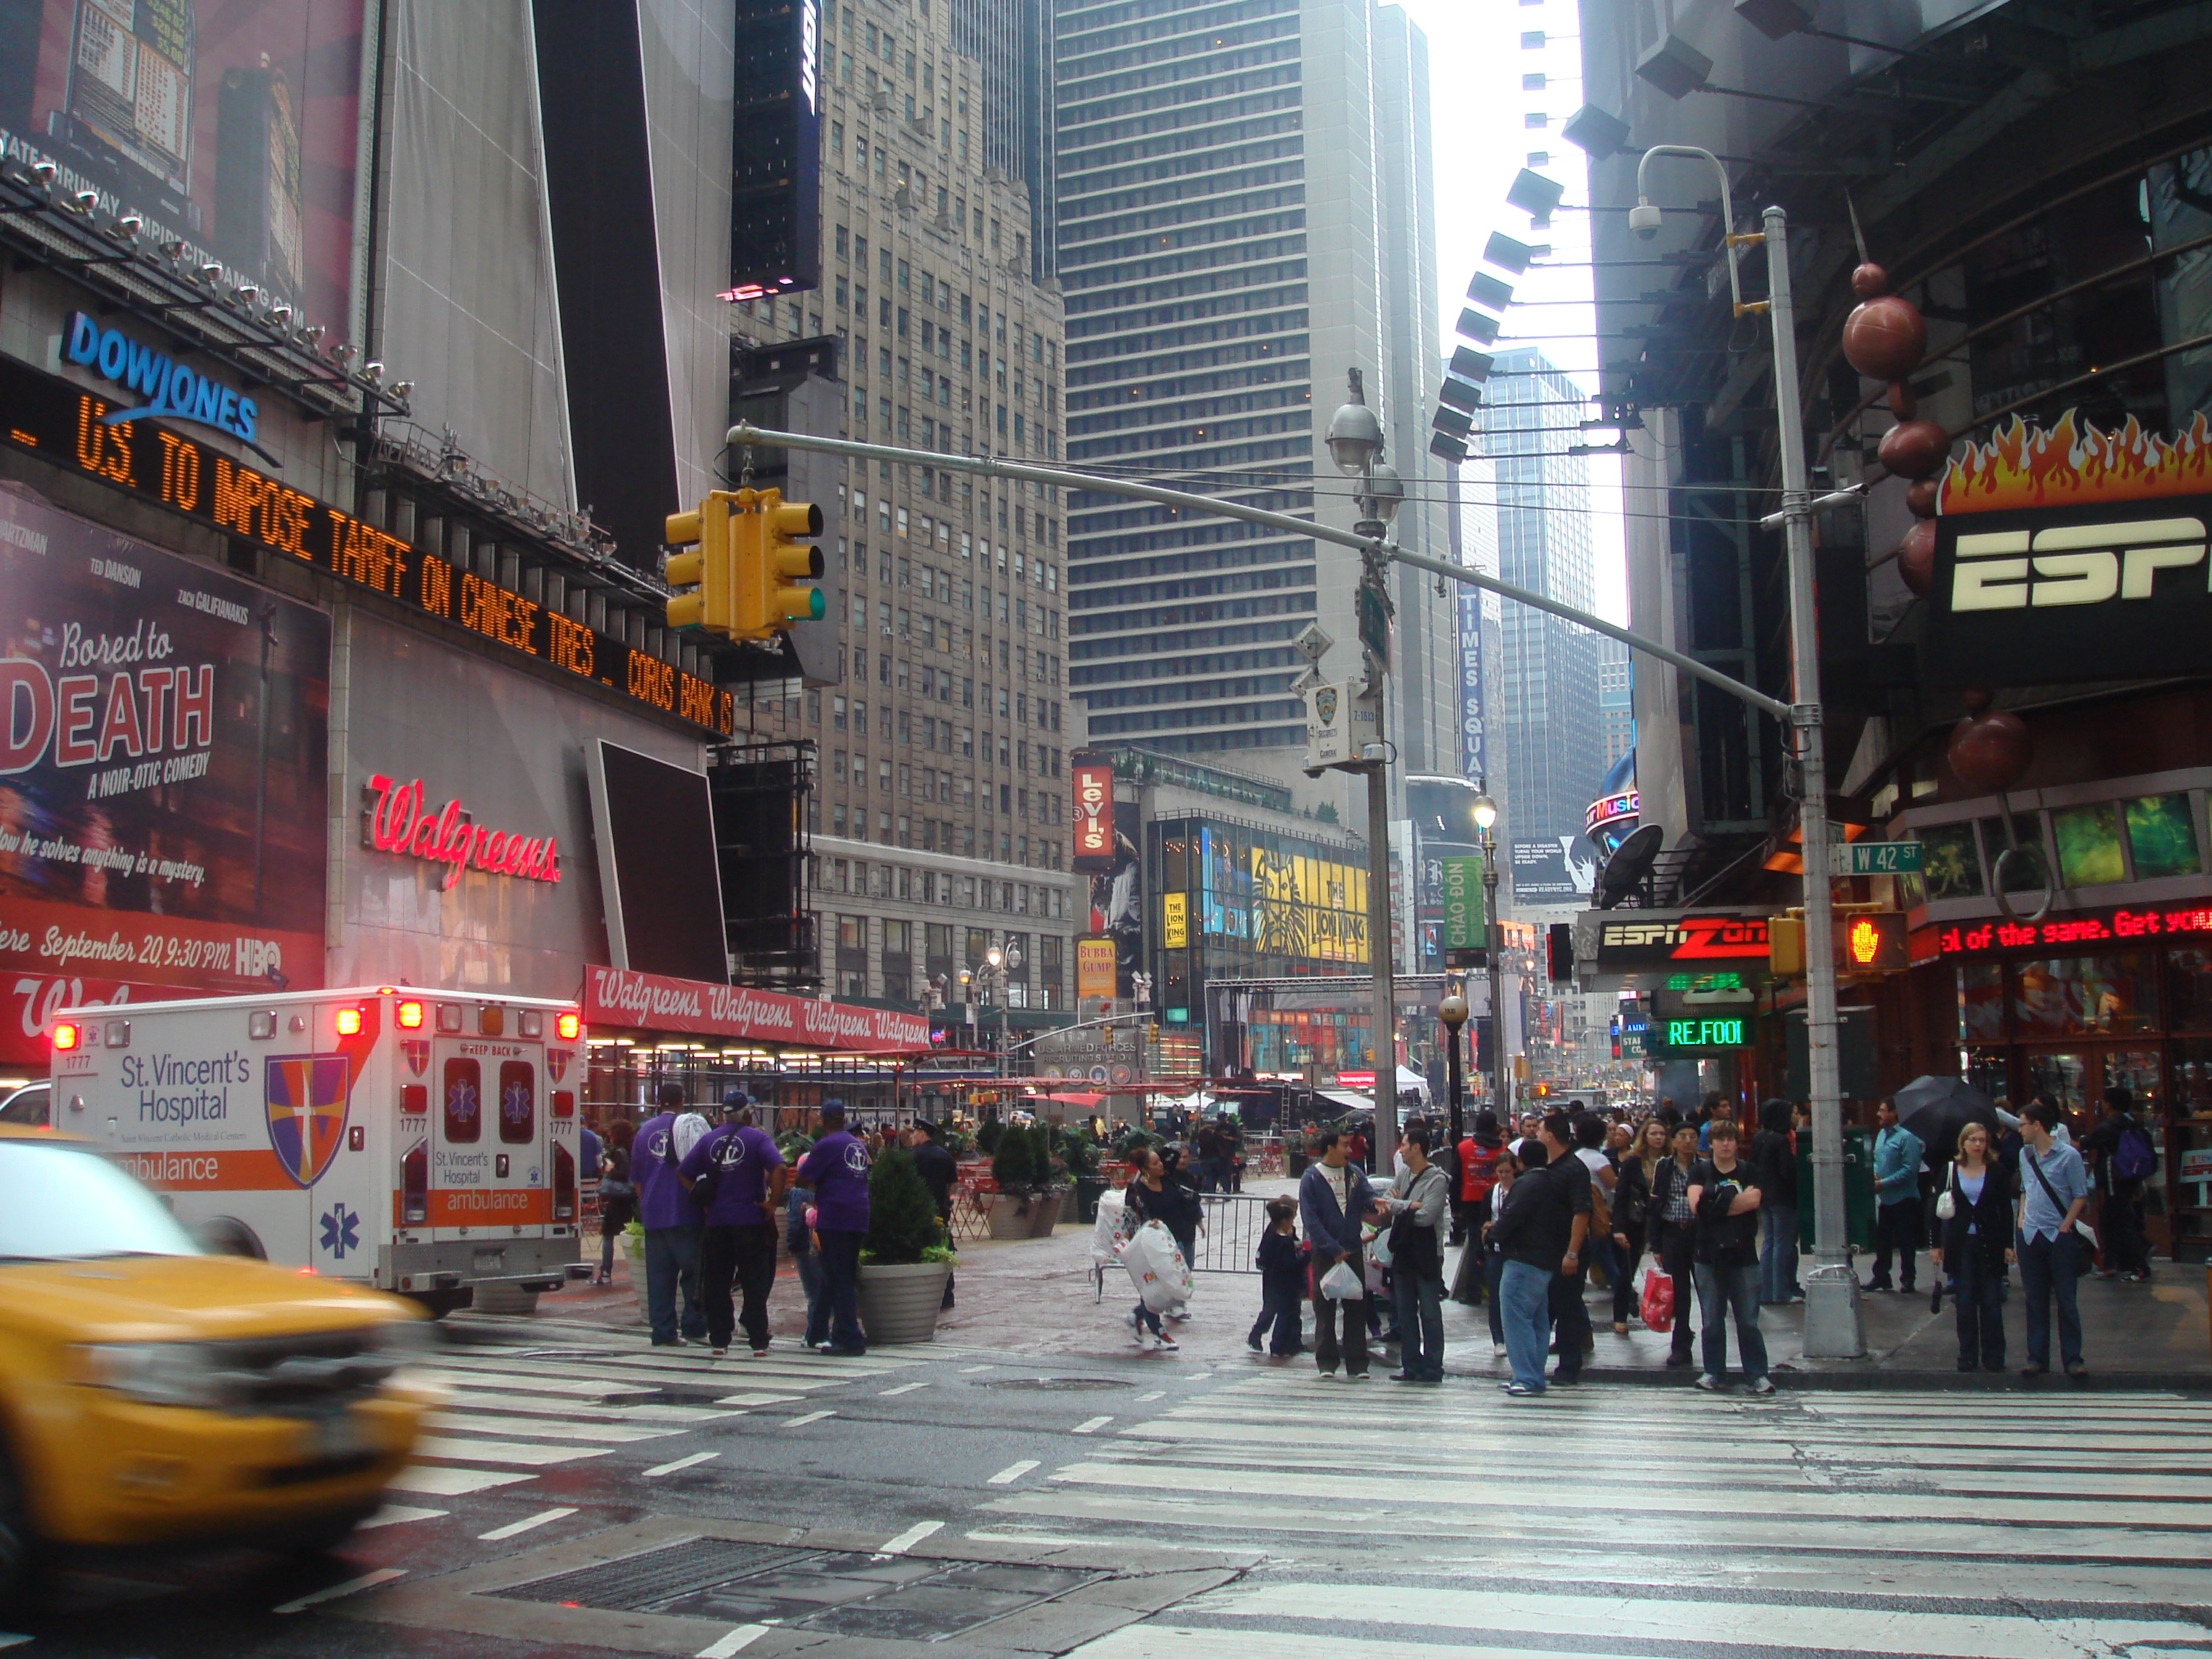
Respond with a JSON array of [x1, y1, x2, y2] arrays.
[[1444, 1363, 2212, 1393]]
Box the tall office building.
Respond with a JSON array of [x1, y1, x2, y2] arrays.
[[1481, 346, 1603, 907], [1599, 637, 1635, 772], [734, 0, 1079, 1012], [1054, 0, 1433, 781], [950, 0, 1058, 279]]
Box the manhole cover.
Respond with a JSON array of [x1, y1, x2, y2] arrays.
[[494, 1544, 1107, 1640], [971, 1377, 1133, 1391]]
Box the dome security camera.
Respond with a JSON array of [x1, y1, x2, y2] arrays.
[[1629, 202, 1663, 240]]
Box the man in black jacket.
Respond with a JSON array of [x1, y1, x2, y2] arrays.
[[1748, 1099, 1802, 1306], [1490, 1111, 1589, 1396], [1686, 1119, 1772, 1395], [2082, 1087, 2153, 1282]]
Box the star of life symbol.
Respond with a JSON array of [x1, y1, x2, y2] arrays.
[[320, 1202, 361, 1259]]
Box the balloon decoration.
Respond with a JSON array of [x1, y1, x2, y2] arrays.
[[1947, 690, 2033, 794], [1843, 263, 1945, 595]]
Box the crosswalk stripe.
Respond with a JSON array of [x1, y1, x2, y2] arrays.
[[425, 1411, 686, 1444], [988, 1460, 1041, 1485], [411, 1436, 611, 1467], [271, 1568, 406, 1613], [387, 1466, 536, 1496], [477, 1506, 580, 1542], [1067, 1629, 1615, 1659], [783, 1410, 835, 1427], [359, 1505, 446, 1529], [644, 1451, 720, 1478]]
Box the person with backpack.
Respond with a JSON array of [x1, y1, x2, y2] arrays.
[[634, 1083, 711, 1347], [2082, 1087, 2154, 1282]]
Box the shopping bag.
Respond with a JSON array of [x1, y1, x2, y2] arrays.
[[1120, 1219, 1192, 1313], [1319, 1259, 1364, 1300], [1090, 1190, 1130, 1267], [1640, 1267, 1675, 1334]]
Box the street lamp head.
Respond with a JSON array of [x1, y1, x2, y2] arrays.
[[985, 947, 1002, 969], [1439, 992, 1470, 1030], [1358, 461, 1405, 527], [1326, 399, 1383, 476], [1471, 791, 1500, 831]]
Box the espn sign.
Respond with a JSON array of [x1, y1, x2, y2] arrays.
[[1928, 500, 2212, 683], [1071, 757, 1113, 866], [1592, 911, 1771, 969]]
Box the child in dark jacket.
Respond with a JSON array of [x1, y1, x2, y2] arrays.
[[1248, 1197, 1309, 1356]]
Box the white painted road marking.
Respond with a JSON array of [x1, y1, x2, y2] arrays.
[[1134, 1390, 1165, 1402], [387, 1466, 536, 1496], [1072, 1416, 1113, 1434], [876, 1520, 944, 1555], [783, 1409, 835, 1426], [879, 1381, 928, 1396], [696, 1626, 768, 1658], [644, 1451, 721, 1478], [271, 1568, 406, 1614], [988, 1460, 1042, 1485], [410, 1436, 611, 1467], [359, 1504, 446, 1529], [0, 1633, 32, 1650], [960, 1364, 993, 1372], [477, 1506, 579, 1542]]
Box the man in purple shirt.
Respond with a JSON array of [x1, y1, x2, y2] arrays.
[[635, 1082, 709, 1346], [681, 1089, 788, 1357], [794, 1100, 872, 1354]]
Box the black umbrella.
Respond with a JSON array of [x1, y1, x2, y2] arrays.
[[1892, 1075, 2000, 1165]]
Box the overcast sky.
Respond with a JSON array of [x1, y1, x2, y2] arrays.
[[1392, 0, 1628, 624]]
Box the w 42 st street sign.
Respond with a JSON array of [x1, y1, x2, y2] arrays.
[[1845, 842, 1923, 876]]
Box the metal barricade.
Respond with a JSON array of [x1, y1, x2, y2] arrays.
[[1188, 1192, 1272, 1274]]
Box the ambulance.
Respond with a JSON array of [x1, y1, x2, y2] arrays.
[[46, 986, 587, 1313]]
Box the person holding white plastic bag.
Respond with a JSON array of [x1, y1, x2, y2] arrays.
[[1298, 1128, 1382, 1380], [1121, 1148, 1183, 1351]]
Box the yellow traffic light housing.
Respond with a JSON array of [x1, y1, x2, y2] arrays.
[[1768, 910, 1805, 979], [732, 488, 826, 640], [664, 490, 737, 634]]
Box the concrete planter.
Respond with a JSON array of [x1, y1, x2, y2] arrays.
[[1029, 1189, 1064, 1237], [858, 1260, 953, 1345], [985, 1191, 1035, 1239]]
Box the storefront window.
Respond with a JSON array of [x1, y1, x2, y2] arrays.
[[2051, 803, 2123, 887], [1980, 815, 2046, 893], [2172, 949, 2212, 1033], [1962, 1049, 2011, 1110], [1958, 964, 2005, 1043], [2013, 953, 2161, 1037], [1920, 822, 1982, 901], [2126, 793, 2202, 878], [2022, 1051, 2090, 1115]]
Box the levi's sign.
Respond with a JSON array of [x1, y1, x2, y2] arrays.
[[0, 349, 733, 736]]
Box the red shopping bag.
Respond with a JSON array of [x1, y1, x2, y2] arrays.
[[1640, 1268, 1675, 1334]]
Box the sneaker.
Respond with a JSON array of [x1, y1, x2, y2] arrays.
[[750, 1347, 770, 1358], [2064, 1360, 2088, 1378], [1860, 1280, 1890, 1293], [1135, 1331, 1157, 1351], [1747, 1376, 1776, 1396], [1695, 1373, 1725, 1393], [1346, 1370, 1371, 1382], [1493, 1344, 1508, 1357], [1123, 1310, 1138, 1330], [1156, 1334, 1180, 1352], [2126, 1269, 2152, 1283], [1665, 1353, 1694, 1368], [709, 1346, 729, 1358], [2020, 1362, 2046, 1377], [1503, 1381, 1539, 1398], [1317, 1369, 1339, 1380]]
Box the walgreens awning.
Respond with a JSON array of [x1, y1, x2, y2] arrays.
[[583, 966, 930, 1053]]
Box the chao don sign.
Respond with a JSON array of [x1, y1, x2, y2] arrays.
[[583, 966, 929, 1052], [1927, 412, 2212, 683]]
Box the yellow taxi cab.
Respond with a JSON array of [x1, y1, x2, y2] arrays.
[[0, 1125, 433, 1607]]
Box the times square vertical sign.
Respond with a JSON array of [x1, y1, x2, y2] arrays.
[[1456, 588, 1488, 783]]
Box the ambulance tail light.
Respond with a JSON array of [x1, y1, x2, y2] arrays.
[[397, 1000, 426, 1029], [552, 1140, 576, 1222], [518, 1010, 544, 1038], [556, 1010, 581, 1040], [335, 1006, 364, 1037], [51, 1022, 80, 1052], [401, 1138, 428, 1225]]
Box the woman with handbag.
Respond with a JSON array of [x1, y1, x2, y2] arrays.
[[1932, 1120, 2013, 1372], [1610, 1118, 1665, 1334], [595, 1120, 637, 1284], [1645, 1121, 1702, 1368]]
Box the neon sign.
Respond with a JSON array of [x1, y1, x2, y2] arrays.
[[362, 774, 562, 891], [1664, 1017, 1746, 1050], [64, 313, 258, 443], [1935, 904, 2212, 957]]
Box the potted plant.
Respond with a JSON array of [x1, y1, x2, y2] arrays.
[[986, 1123, 1036, 1238], [857, 1147, 956, 1344], [1029, 1121, 1066, 1236], [1063, 1125, 1107, 1223], [976, 1117, 1005, 1156]]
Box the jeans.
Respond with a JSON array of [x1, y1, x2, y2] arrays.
[[1870, 1196, 1923, 1288], [812, 1228, 866, 1352], [1249, 1285, 1303, 1354], [1498, 1260, 1552, 1391], [1392, 1266, 1445, 1380], [642, 1223, 704, 1345], [1133, 1299, 1164, 1338], [793, 1241, 824, 1326], [1311, 1256, 1369, 1376], [1658, 1227, 1699, 1362], [600, 1226, 616, 1279], [700, 1222, 778, 1352], [1951, 1245, 2005, 1369], [2018, 1229, 2083, 1368], [1693, 1259, 1768, 1382], [1548, 1262, 1591, 1380], [1759, 1203, 1800, 1303]]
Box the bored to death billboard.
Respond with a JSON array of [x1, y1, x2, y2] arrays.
[[0, 487, 328, 1061], [0, 0, 367, 336]]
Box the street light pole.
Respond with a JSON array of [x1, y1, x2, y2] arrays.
[[1438, 987, 1469, 1148], [1471, 791, 1506, 1126]]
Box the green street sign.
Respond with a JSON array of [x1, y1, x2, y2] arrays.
[[1441, 855, 1486, 950], [1357, 577, 1391, 672], [1846, 841, 1923, 876]]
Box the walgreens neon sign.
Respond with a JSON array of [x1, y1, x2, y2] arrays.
[[361, 773, 562, 890]]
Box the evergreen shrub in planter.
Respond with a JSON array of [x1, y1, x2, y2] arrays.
[[858, 1147, 956, 1344]]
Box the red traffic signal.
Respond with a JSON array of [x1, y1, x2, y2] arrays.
[[1840, 910, 1907, 973]]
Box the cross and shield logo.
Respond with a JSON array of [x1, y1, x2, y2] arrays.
[[265, 1056, 353, 1187], [1315, 686, 1339, 725], [401, 1038, 431, 1077], [547, 1048, 571, 1082]]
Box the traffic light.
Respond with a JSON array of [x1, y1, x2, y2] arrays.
[[1840, 909, 1907, 973], [1768, 911, 1805, 979], [732, 488, 826, 639], [664, 490, 737, 634]]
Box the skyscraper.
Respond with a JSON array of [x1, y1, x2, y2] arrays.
[[1054, 0, 1430, 778], [1481, 346, 1602, 908], [1598, 636, 1635, 772]]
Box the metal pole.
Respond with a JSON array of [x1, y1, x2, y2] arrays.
[[725, 423, 1793, 723], [1444, 1007, 1464, 1147], [1764, 204, 1861, 1358], [1484, 836, 1506, 1125], [1366, 757, 1397, 1177]]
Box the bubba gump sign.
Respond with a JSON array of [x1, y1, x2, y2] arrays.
[[584, 966, 930, 1052], [362, 773, 562, 890]]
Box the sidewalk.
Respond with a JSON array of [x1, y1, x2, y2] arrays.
[[517, 1197, 2212, 1388]]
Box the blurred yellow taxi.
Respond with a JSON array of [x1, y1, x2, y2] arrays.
[[0, 1126, 431, 1607]]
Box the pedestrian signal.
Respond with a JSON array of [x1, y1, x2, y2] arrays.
[[1840, 910, 1907, 973]]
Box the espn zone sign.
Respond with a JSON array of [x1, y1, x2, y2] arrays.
[[1594, 912, 1770, 968]]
